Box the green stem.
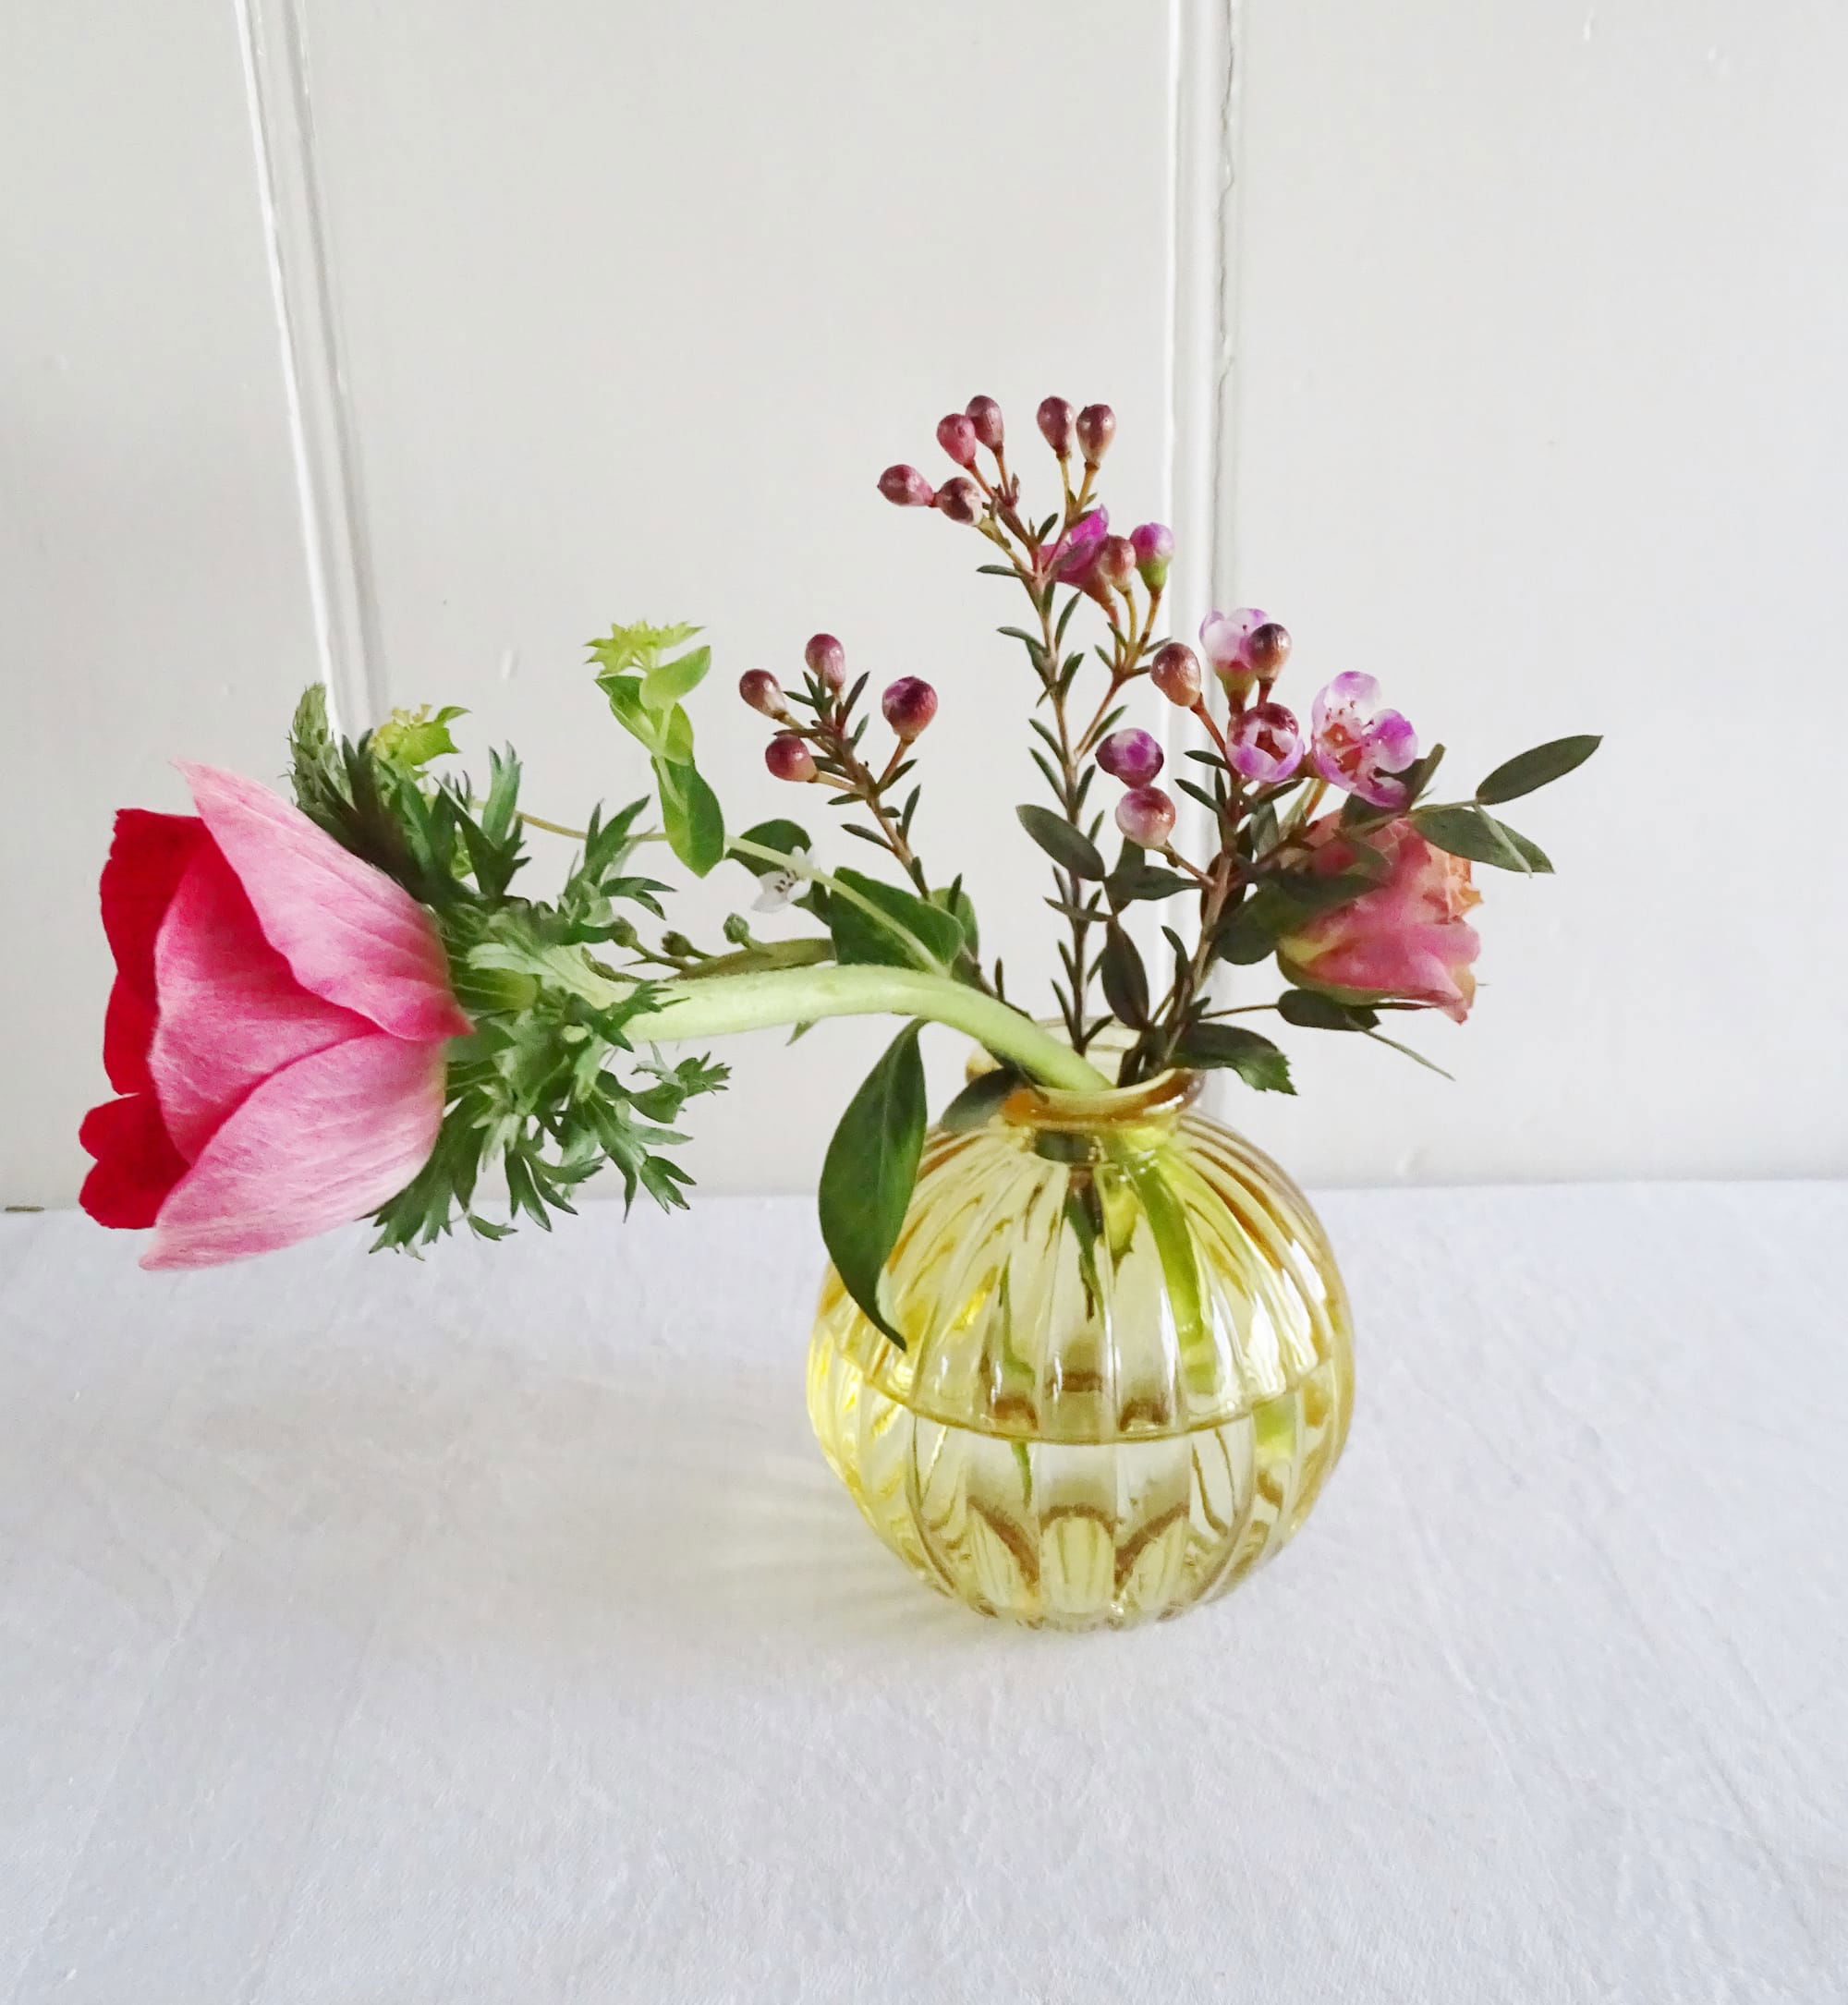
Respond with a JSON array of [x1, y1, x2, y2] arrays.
[[581, 960, 1110, 1092]]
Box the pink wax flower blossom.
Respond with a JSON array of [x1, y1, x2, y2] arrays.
[[1278, 815, 1481, 1022], [1309, 672, 1418, 808], [79, 767, 472, 1270], [1198, 606, 1270, 691], [1046, 507, 1110, 594], [1227, 701, 1304, 784]]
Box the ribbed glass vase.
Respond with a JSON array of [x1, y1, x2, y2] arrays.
[[807, 1061, 1354, 1630]]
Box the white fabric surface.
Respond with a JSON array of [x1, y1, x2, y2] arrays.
[[3, 1184, 1842, 2004]]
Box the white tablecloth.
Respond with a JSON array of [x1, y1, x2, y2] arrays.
[[2, 1184, 1842, 2004]]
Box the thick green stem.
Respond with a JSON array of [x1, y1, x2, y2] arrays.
[[589, 961, 1110, 1092]]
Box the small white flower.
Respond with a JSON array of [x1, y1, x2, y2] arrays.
[[752, 849, 808, 913]]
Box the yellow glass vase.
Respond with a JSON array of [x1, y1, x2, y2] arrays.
[[807, 1062, 1354, 1630]]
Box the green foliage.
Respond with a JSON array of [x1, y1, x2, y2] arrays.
[[1411, 804, 1552, 873], [818, 1023, 928, 1346], [591, 621, 725, 874], [1475, 735, 1599, 805], [652, 756, 725, 876], [1171, 1021, 1295, 1093], [938, 1065, 1020, 1133], [826, 868, 965, 974], [1016, 803, 1105, 880], [1098, 923, 1150, 1030], [286, 685, 727, 1249], [371, 704, 468, 774]]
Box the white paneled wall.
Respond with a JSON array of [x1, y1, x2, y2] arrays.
[[6, 1, 1845, 1207]]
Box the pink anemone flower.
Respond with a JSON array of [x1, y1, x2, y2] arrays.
[[79, 765, 471, 1269]]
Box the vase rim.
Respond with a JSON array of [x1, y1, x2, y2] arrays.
[[1001, 1065, 1202, 1133]]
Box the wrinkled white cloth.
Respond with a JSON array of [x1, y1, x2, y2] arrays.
[[2, 1185, 1842, 2005]]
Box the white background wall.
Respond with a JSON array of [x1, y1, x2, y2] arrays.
[[6, 0, 1845, 1209]]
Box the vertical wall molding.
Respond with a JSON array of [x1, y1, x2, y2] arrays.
[[1164, 0, 1245, 1100], [235, 0, 383, 734]]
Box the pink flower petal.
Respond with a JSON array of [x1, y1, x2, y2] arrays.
[[143, 1034, 448, 1269], [1367, 709, 1418, 773], [1310, 671, 1380, 735], [177, 764, 472, 1044], [149, 843, 375, 1160]]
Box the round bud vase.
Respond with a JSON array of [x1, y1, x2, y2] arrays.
[[807, 1060, 1354, 1630]]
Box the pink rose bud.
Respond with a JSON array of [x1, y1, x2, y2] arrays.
[[765, 734, 817, 783], [1037, 395, 1076, 458], [881, 675, 939, 741], [878, 464, 936, 508], [1076, 403, 1116, 468], [1227, 700, 1305, 784], [935, 413, 979, 468], [1130, 522, 1173, 590], [1096, 727, 1164, 786], [1114, 784, 1176, 848], [1099, 535, 1137, 591], [738, 670, 787, 718], [1149, 640, 1203, 707], [1278, 815, 1481, 1023], [804, 632, 847, 690], [965, 394, 1004, 450], [1247, 621, 1292, 684], [934, 476, 984, 525]]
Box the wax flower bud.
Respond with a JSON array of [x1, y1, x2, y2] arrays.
[[1115, 784, 1176, 848], [965, 395, 1004, 451], [765, 734, 817, 783], [1099, 535, 1138, 592], [934, 477, 984, 526], [1199, 605, 1270, 696], [1247, 621, 1292, 684], [1076, 402, 1115, 468], [738, 670, 787, 719], [935, 413, 979, 468], [878, 464, 936, 508], [804, 632, 847, 690], [1227, 701, 1305, 784], [1149, 640, 1203, 707], [881, 675, 939, 741], [1037, 395, 1076, 458], [1096, 727, 1164, 787], [1130, 522, 1173, 590]]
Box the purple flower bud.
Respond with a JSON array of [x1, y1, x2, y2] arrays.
[[878, 464, 936, 508], [934, 476, 984, 525], [738, 670, 787, 718], [1227, 701, 1305, 784], [1099, 535, 1137, 591], [765, 734, 816, 783], [1247, 621, 1293, 684], [1076, 403, 1116, 468], [1199, 605, 1270, 695], [881, 675, 939, 742], [935, 413, 979, 468], [965, 395, 1004, 451], [1097, 727, 1164, 786], [804, 632, 847, 690], [1115, 784, 1176, 848], [1149, 640, 1203, 707], [1130, 522, 1173, 590], [1037, 395, 1076, 458]]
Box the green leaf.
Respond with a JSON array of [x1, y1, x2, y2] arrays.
[[1277, 988, 1379, 1031], [1106, 840, 1192, 905], [1172, 1022, 1295, 1092], [1393, 742, 1446, 808], [819, 1024, 928, 1348], [1498, 824, 1553, 872], [652, 756, 724, 876], [1214, 890, 1302, 964], [1015, 804, 1106, 881], [1098, 923, 1151, 1029], [828, 868, 965, 972], [598, 674, 673, 757], [1475, 734, 1600, 805], [587, 619, 700, 676], [930, 881, 980, 960], [731, 820, 811, 876], [640, 645, 712, 711], [371, 703, 467, 773], [1411, 804, 1538, 872], [939, 1066, 1018, 1133]]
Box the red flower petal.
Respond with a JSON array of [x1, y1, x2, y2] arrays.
[[178, 764, 472, 1044], [142, 1034, 448, 1270], [148, 843, 376, 1161], [78, 1094, 188, 1229], [98, 810, 209, 1093]]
